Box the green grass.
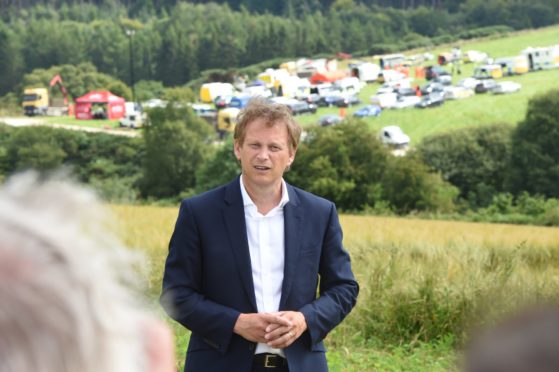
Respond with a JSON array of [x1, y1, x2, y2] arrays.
[[43, 116, 121, 129]]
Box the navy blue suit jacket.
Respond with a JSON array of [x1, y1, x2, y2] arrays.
[[161, 177, 359, 372]]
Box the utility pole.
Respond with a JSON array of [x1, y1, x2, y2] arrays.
[[126, 29, 136, 103]]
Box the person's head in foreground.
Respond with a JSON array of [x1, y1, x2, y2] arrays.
[[464, 305, 559, 372], [0, 172, 175, 372]]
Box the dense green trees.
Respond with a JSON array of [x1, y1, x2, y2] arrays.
[[2, 1, 558, 96]]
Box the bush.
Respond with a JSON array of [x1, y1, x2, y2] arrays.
[[508, 89, 559, 198], [381, 154, 458, 214], [418, 124, 513, 208], [287, 120, 389, 211], [456, 25, 512, 40], [140, 105, 213, 198]]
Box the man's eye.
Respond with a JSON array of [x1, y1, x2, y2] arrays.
[[270, 146, 280, 151]]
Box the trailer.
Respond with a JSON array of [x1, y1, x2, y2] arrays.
[[521, 46, 559, 71]]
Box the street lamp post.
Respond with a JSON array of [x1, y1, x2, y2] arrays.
[[126, 29, 136, 103]]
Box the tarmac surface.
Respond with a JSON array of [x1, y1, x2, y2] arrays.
[[0, 117, 141, 138]]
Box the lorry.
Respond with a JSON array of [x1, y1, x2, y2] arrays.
[[22, 88, 49, 116], [22, 75, 70, 116]]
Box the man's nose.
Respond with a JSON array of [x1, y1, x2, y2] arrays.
[[256, 148, 270, 160]]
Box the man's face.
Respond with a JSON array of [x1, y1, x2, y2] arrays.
[[234, 118, 295, 190]]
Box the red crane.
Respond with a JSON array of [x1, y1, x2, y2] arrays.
[[49, 74, 69, 106]]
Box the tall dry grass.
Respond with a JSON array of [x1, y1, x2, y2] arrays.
[[111, 205, 559, 348], [337, 215, 559, 347]]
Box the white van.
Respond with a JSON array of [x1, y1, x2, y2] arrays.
[[379, 126, 410, 156], [119, 102, 146, 129], [333, 77, 364, 94]]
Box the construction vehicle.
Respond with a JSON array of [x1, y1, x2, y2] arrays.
[[22, 74, 70, 116]]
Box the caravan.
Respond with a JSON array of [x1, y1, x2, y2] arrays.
[[349, 62, 381, 83], [522, 46, 559, 71], [494, 55, 529, 75]]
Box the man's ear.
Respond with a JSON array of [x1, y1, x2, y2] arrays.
[[288, 148, 297, 166], [233, 141, 241, 161]]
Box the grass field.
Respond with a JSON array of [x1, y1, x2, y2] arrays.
[[111, 204, 559, 371], [43, 116, 121, 129]]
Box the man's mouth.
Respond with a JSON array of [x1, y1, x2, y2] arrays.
[[254, 165, 271, 171]]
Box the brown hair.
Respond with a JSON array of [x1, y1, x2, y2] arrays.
[[234, 97, 302, 153]]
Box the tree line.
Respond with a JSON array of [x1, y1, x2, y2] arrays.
[[1, 0, 559, 96], [1, 89, 558, 225]]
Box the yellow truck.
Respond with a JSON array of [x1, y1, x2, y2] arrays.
[[22, 75, 70, 116], [22, 88, 49, 116]]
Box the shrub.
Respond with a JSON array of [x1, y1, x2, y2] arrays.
[[418, 124, 513, 208], [508, 89, 559, 198]]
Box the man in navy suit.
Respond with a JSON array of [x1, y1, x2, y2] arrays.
[[161, 98, 359, 372]]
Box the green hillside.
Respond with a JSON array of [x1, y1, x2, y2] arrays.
[[297, 25, 559, 143]]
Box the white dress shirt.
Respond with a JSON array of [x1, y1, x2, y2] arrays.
[[239, 175, 289, 356]]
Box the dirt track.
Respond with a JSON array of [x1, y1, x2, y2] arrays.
[[0, 117, 140, 138]]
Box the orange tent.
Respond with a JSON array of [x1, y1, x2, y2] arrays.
[[309, 70, 347, 84]]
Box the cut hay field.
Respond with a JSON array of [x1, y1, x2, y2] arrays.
[[112, 204, 559, 371], [297, 25, 559, 143]]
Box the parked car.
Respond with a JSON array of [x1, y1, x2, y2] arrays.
[[300, 93, 322, 106], [457, 77, 481, 89], [269, 97, 317, 115], [229, 95, 252, 109], [420, 82, 445, 95], [334, 95, 361, 108], [444, 86, 475, 100], [491, 81, 521, 94], [353, 105, 382, 118], [425, 65, 450, 80], [322, 94, 358, 107], [370, 93, 398, 108], [474, 79, 497, 94], [318, 114, 343, 127], [396, 87, 417, 97], [433, 75, 453, 86], [415, 92, 445, 108], [392, 95, 421, 109], [214, 95, 233, 109], [287, 100, 317, 115]]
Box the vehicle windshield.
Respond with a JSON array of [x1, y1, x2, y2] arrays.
[[23, 94, 39, 102]]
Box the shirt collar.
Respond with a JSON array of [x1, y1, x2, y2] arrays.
[[239, 175, 290, 210]]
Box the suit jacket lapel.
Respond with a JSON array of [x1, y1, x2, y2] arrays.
[[222, 177, 257, 312], [280, 184, 303, 310]]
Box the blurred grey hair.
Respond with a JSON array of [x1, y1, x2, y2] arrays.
[[0, 172, 149, 372]]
